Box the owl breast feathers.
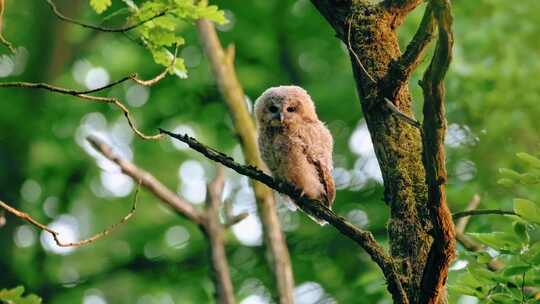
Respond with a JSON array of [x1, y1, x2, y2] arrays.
[[254, 85, 335, 209]]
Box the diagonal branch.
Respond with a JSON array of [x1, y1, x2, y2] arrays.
[[159, 128, 409, 304], [197, 19, 295, 304], [418, 1, 455, 303], [88, 136, 242, 304], [44, 0, 167, 33], [87, 135, 204, 224], [0, 183, 140, 247], [381, 3, 436, 102]]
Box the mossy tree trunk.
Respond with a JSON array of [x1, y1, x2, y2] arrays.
[[311, 1, 454, 303]]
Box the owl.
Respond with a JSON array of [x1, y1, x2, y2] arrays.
[[254, 85, 335, 214]]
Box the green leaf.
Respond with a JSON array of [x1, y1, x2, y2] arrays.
[[488, 293, 515, 303], [469, 266, 497, 283], [503, 265, 531, 276], [497, 178, 515, 186], [448, 284, 482, 297], [476, 252, 494, 264], [523, 242, 540, 264], [499, 168, 521, 179], [0, 286, 42, 304], [516, 152, 540, 169], [468, 232, 522, 252], [90, 0, 112, 14], [513, 198, 540, 224], [519, 173, 540, 185], [513, 221, 529, 243]]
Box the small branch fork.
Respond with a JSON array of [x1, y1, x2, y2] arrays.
[[0, 182, 141, 247], [0, 46, 178, 140], [346, 17, 421, 130], [44, 0, 167, 33], [88, 136, 240, 304], [159, 128, 409, 304]]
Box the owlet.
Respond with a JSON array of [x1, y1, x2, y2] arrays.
[[255, 85, 335, 213]]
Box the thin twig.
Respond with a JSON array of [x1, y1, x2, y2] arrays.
[[0, 181, 141, 247], [381, 3, 436, 103], [224, 212, 249, 228], [0, 0, 15, 53], [453, 209, 517, 220], [347, 16, 421, 130], [159, 128, 409, 304], [455, 194, 481, 235], [347, 17, 376, 84], [44, 0, 167, 33], [0, 46, 178, 140]]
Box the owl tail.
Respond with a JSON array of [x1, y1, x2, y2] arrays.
[[282, 196, 328, 226]]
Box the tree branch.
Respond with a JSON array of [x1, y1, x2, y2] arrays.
[[453, 209, 517, 220], [159, 128, 409, 304], [0, 48, 177, 140], [202, 166, 236, 304], [0, 0, 15, 53], [0, 183, 140, 247], [88, 136, 243, 303], [196, 19, 295, 304], [44, 0, 167, 33], [452, 195, 504, 271], [346, 17, 421, 130], [419, 1, 455, 303], [87, 135, 204, 224], [382, 3, 436, 102]]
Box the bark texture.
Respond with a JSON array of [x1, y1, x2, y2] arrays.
[[311, 1, 455, 303]]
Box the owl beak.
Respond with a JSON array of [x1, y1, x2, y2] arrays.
[[271, 112, 283, 123]]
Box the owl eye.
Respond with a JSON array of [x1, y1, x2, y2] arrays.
[[268, 105, 278, 113], [286, 106, 296, 113]]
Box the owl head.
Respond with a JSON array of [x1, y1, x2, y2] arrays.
[[254, 85, 318, 129]]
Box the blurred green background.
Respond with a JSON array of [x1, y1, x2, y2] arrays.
[[0, 0, 539, 303]]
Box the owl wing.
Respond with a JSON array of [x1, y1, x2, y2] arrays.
[[301, 123, 335, 208]]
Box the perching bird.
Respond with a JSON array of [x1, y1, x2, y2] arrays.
[[255, 85, 335, 221]]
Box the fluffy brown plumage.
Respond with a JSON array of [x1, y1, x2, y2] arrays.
[[255, 85, 335, 213]]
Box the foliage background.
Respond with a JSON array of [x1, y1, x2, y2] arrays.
[[0, 0, 538, 303]]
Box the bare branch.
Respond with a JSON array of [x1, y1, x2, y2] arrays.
[[197, 19, 295, 304], [347, 17, 376, 84], [419, 1, 455, 303], [347, 17, 421, 131], [87, 135, 205, 224], [382, 3, 436, 102], [159, 128, 409, 304], [0, 0, 15, 53], [453, 209, 517, 220], [451, 195, 505, 271], [0, 182, 140, 247], [203, 166, 236, 304], [454, 194, 481, 235], [0, 47, 178, 140], [224, 212, 249, 228], [44, 0, 166, 33]]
